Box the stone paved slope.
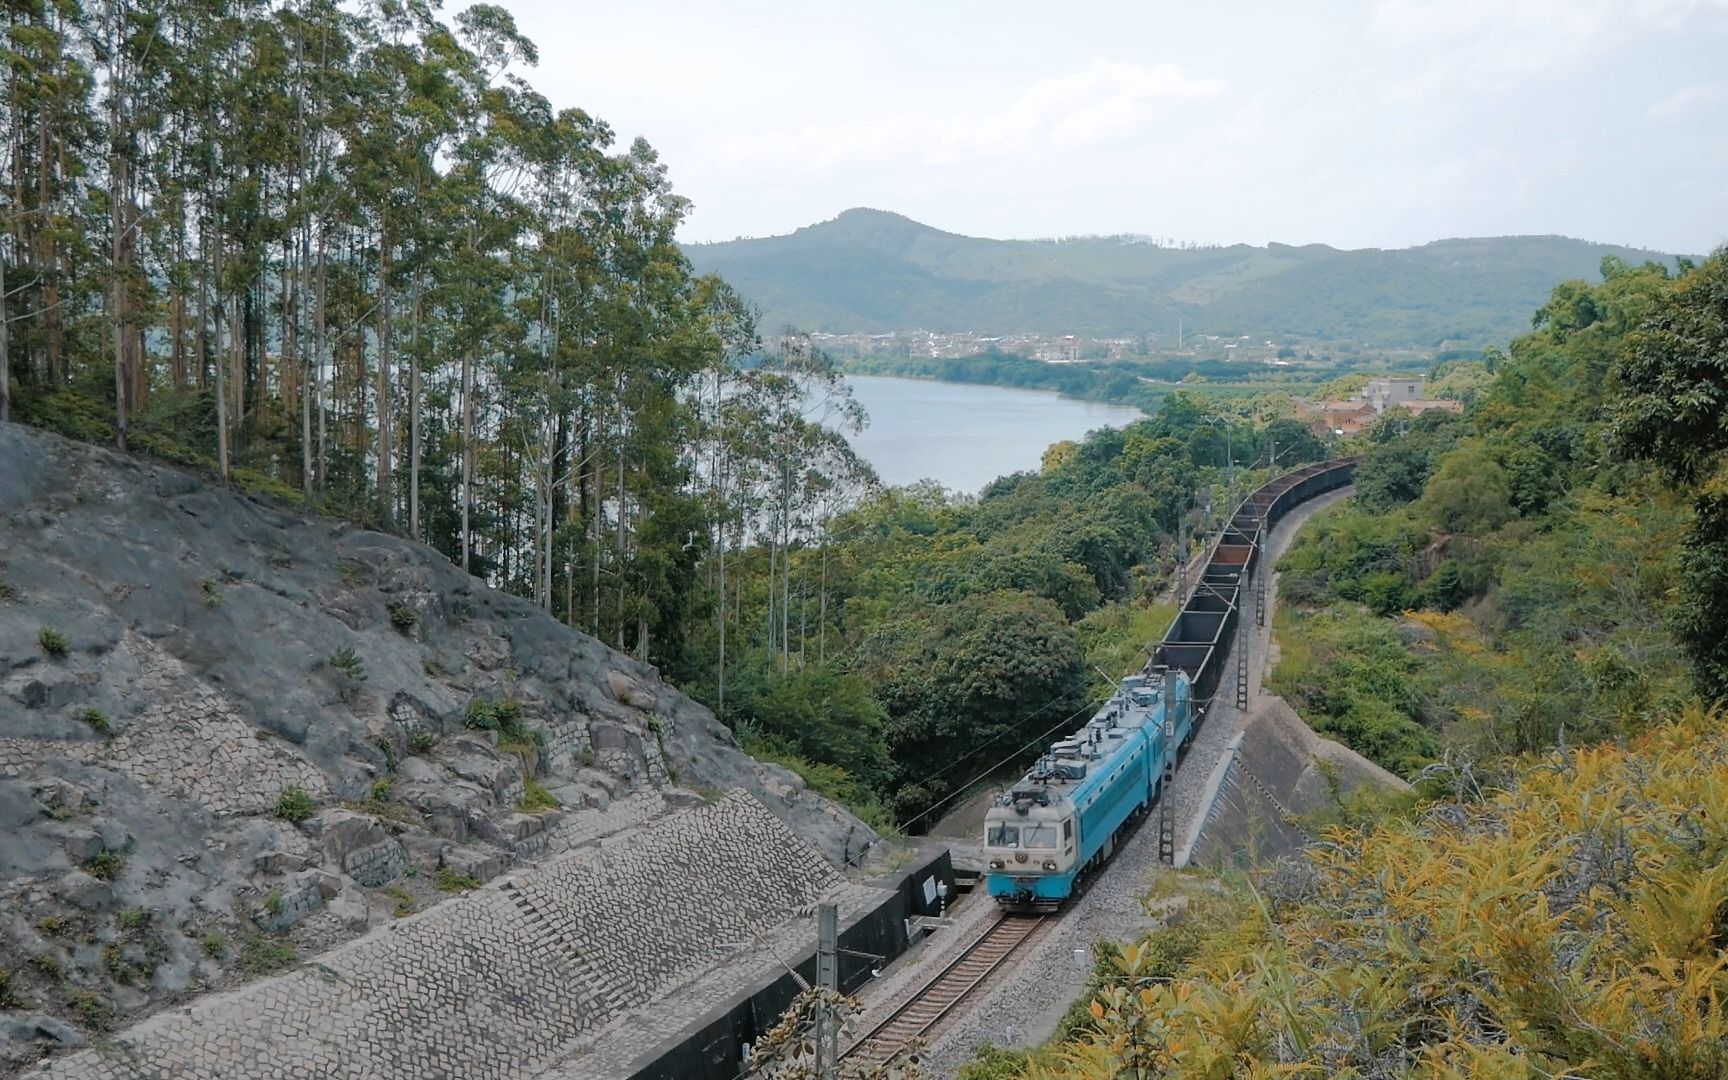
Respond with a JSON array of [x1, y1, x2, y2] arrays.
[[0, 422, 870, 1074], [24, 792, 872, 1079]]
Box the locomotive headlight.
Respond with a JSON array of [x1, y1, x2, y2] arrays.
[[989, 858, 1005, 870], [1042, 859, 1058, 871]]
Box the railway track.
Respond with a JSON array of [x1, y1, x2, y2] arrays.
[[841, 913, 1048, 1070]]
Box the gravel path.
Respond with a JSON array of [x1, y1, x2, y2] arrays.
[[896, 485, 1354, 1078]]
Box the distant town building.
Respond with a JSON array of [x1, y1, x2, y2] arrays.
[[1297, 374, 1463, 438]]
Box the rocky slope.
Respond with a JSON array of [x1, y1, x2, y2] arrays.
[[0, 422, 871, 1074]]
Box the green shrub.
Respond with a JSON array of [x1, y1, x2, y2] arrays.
[[38, 627, 69, 658], [389, 604, 417, 631], [29, 953, 63, 981], [368, 777, 394, 803], [0, 580, 18, 603], [37, 916, 69, 938], [435, 868, 481, 893], [84, 849, 125, 881], [0, 968, 23, 1009], [102, 944, 150, 986], [382, 884, 415, 918], [464, 697, 526, 738], [408, 730, 439, 754], [202, 933, 227, 959], [516, 778, 560, 813], [328, 647, 365, 681], [239, 935, 297, 975], [739, 734, 897, 835], [200, 579, 223, 607], [116, 908, 149, 932], [274, 785, 316, 824], [957, 1047, 1039, 1080], [80, 706, 112, 737], [264, 889, 284, 916], [70, 991, 110, 1030]]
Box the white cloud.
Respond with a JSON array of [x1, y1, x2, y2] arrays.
[[1648, 82, 1728, 123], [715, 59, 1222, 176]]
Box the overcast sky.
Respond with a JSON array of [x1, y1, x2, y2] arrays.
[[466, 0, 1727, 253]]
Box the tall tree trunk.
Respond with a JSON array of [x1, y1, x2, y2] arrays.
[[0, 245, 10, 424], [460, 349, 473, 571], [229, 285, 244, 458], [819, 524, 828, 665], [213, 237, 230, 479], [314, 225, 328, 494], [172, 214, 187, 390], [38, 120, 62, 386], [616, 441, 626, 650], [409, 266, 421, 539], [112, 132, 130, 452], [376, 223, 393, 529], [197, 229, 209, 391], [781, 520, 791, 671], [717, 531, 726, 718]]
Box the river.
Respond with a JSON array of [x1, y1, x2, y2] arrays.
[[839, 375, 1148, 494]]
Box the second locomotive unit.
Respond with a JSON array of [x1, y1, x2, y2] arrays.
[[983, 667, 1193, 909]]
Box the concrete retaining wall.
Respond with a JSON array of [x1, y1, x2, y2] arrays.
[[626, 848, 958, 1080]]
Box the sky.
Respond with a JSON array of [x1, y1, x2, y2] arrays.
[[461, 0, 1728, 253]]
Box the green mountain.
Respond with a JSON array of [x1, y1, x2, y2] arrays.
[[682, 208, 1685, 347]]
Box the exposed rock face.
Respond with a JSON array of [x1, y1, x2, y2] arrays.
[[0, 422, 871, 1073]]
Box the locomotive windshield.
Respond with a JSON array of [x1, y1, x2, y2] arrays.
[[987, 823, 1058, 848], [1022, 825, 1058, 849]]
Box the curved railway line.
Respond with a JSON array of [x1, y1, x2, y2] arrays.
[[841, 914, 1050, 1069], [836, 459, 1359, 1074]]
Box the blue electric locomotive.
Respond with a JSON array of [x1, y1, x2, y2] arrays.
[[983, 668, 1192, 909]]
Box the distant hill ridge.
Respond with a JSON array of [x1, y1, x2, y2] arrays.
[[683, 208, 1685, 347]]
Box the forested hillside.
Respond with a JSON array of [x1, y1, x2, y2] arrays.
[[0, 0, 1343, 839], [684, 208, 1683, 346], [1268, 253, 1728, 779], [958, 252, 1728, 1080]]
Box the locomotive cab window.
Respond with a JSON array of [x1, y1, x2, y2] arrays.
[[1022, 825, 1058, 849], [987, 824, 1019, 847]]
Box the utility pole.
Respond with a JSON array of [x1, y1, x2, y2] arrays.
[[1226, 424, 1235, 512], [814, 903, 839, 1077], [1176, 518, 1188, 605]]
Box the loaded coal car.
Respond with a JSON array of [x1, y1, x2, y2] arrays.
[[983, 668, 1192, 910]]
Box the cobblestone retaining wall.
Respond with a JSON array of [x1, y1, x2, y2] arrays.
[[23, 791, 848, 1079], [0, 633, 329, 816]]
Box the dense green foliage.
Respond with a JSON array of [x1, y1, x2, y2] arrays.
[[685, 208, 1682, 346], [692, 398, 1328, 827], [1268, 252, 1719, 779], [1610, 252, 1728, 699]]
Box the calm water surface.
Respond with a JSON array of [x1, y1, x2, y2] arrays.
[[841, 375, 1146, 495]]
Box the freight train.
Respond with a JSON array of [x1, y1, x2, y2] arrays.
[[984, 459, 1356, 909]]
